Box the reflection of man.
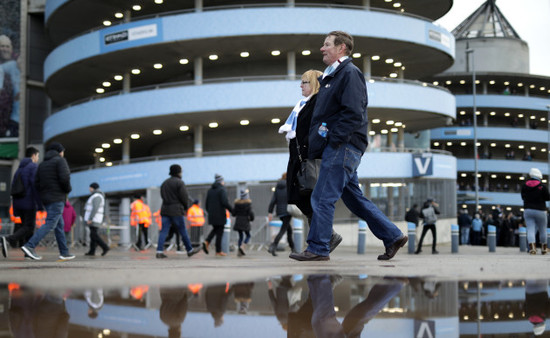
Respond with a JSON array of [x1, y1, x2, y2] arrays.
[[307, 275, 404, 338], [290, 31, 407, 261], [160, 287, 189, 338]]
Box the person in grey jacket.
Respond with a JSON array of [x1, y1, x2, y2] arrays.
[[84, 182, 109, 256], [156, 164, 200, 259], [267, 173, 294, 256], [203, 174, 233, 256], [21, 142, 75, 261]]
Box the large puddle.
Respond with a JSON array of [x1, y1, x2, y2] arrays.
[[0, 275, 547, 337]]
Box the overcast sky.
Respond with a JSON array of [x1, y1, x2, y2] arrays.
[[435, 0, 550, 77]]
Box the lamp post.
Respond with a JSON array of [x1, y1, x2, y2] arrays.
[[466, 49, 479, 212]]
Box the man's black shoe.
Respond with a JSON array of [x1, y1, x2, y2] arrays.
[[289, 250, 329, 261], [329, 232, 343, 253], [377, 235, 408, 261]]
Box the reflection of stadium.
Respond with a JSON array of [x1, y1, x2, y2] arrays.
[[38, 0, 457, 243]]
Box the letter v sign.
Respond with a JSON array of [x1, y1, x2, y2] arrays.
[[412, 153, 433, 177]]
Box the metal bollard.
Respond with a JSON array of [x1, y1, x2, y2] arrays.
[[357, 221, 367, 254], [408, 222, 416, 254], [221, 218, 231, 254], [487, 225, 496, 252], [292, 218, 304, 253], [519, 227, 527, 252], [451, 224, 459, 253]]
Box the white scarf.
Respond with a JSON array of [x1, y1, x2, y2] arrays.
[[279, 96, 310, 142]]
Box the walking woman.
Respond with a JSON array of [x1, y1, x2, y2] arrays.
[[233, 189, 254, 256], [521, 168, 550, 255]]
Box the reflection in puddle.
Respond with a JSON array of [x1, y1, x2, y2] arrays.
[[0, 276, 547, 337]]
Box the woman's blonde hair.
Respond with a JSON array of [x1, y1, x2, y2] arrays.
[[302, 69, 323, 95]]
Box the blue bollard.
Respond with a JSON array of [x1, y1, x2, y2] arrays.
[[221, 218, 231, 254], [451, 224, 459, 253], [519, 227, 527, 252], [407, 222, 416, 254], [292, 218, 304, 253], [357, 221, 367, 254], [487, 225, 496, 252]]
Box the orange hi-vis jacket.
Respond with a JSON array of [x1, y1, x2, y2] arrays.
[[187, 204, 205, 227], [36, 210, 47, 228], [153, 209, 162, 230], [9, 205, 21, 224], [130, 199, 152, 228]]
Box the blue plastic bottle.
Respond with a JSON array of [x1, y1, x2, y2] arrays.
[[318, 122, 328, 138]]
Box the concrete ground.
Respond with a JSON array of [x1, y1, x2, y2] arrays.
[[1, 243, 549, 290]]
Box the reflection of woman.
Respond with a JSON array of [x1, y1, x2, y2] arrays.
[[525, 280, 550, 336], [280, 70, 322, 223], [521, 168, 550, 255], [205, 283, 232, 327]]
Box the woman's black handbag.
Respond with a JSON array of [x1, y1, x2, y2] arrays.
[[295, 135, 321, 195], [296, 158, 322, 195]]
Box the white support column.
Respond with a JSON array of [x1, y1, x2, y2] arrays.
[[363, 57, 371, 80], [482, 81, 488, 94], [120, 197, 131, 247], [123, 72, 130, 93], [287, 0, 295, 7], [363, 0, 370, 9], [194, 57, 203, 85], [194, 125, 203, 157], [122, 137, 130, 164], [195, 0, 203, 12], [287, 51, 296, 80], [397, 127, 405, 151]]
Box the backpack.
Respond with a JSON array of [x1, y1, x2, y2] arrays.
[[421, 206, 437, 225], [10, 173, 25, 198]]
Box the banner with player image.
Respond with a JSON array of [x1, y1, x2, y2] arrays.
[[0, 0, 21, 139]]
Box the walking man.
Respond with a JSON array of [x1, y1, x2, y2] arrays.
[[155, 164, 200, 259], [203, 174, 233, 256], [21, 142, 75, 261], [1, 147, 41, 258], [84, 182, 109, 256], [290, 31, 407, 261], [415, 198, 440, 254]]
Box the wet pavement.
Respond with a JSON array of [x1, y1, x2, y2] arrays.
[[1, 244, 550, 337]]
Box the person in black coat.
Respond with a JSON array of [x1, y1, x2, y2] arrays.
[[2, 147, 42, 255], [204, 174, 233, 256], [232, 189, 254, 256], [268, 174, 294, 256], [155, 164, 200, 259], [20, 142, 74, 261]]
